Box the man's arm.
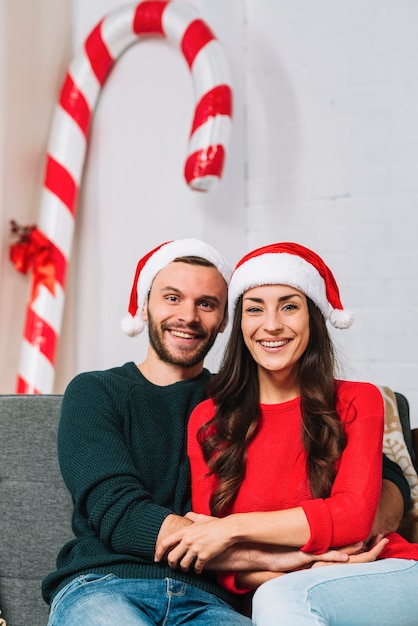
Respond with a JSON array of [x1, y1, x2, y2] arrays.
[[207, 543, 350, 572], [156, 512, 350, 573], [370, 479, 405, 538], [370, 454, 410, 538], [157, 454, 410, 572]]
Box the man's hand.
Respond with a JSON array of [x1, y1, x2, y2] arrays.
[[156, 512, 356, 575], [155, 514, 193, 559], [209, 542, 351, 572], [155, 514, 233, 573], [235, 537, 388, 590]]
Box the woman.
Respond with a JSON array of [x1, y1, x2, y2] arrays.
[[157, 242, 418, 624]]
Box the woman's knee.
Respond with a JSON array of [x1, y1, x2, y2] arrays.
[[252, 578, 292, 624]]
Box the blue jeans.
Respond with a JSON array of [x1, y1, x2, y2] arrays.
[[252, 559, 418, 625], [47, 574, 251, 625]]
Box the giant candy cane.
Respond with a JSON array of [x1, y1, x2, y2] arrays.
[[11, 0, 233, 394]]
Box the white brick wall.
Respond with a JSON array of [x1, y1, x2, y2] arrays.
[[244, 0, 418, 426], [1, 0, 417, 427]]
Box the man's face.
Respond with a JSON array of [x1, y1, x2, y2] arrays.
[[143, 262, 228, 369]]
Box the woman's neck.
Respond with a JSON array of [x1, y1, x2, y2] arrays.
[[257, 366, 300, 404]]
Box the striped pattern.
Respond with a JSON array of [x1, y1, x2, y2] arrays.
[[17, 0, 233, 393]]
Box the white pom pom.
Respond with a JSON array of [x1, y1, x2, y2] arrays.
[[329, 309, 354, 329], [121, 314, 145, 337]]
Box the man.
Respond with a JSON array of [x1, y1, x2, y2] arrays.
[[43, 239, 409, 625]]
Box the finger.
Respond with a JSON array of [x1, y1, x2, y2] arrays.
[[367, 534, 384, 550], [348, 538, 388, 563], [314, 549, 349, 563], [194, 557, 206, 574], [185, 512, 214, 524], [166, 545, 187, 569], [364, 537, 388, 559], [154, 540, 173, 562], [335, 542, 365, 556], [179, 553, 198, 572]]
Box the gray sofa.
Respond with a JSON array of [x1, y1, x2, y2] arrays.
[[0, 395, 73, 626], [0, 392, 416, 626]]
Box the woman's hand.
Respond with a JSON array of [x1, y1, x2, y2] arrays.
[[155, 515, 235, 573], [311, 535, 388, 568]]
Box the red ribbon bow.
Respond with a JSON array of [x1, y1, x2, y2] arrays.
[[9, 221, 56, 304]]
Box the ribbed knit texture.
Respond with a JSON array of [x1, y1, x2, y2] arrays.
[[42, 362, 237, 607], [189, 380, 418, 593]]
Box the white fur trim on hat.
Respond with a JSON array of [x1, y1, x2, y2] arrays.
[[228, 251, 353, 329], [121, 238, 232, 337]]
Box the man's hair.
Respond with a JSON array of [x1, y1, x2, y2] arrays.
[[172, 255, 217, 268]]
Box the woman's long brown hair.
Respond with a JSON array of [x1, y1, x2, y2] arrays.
[[198, 296, 347, 516]]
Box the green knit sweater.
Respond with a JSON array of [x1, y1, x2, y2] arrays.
[[42, 362, 236, 607]]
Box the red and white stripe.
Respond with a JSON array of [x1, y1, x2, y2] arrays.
[[16, 0, 233, 393]]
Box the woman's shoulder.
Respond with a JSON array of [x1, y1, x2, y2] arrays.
[[336, 379, 383, 408]]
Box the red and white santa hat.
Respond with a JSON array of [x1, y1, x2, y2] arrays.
[[121, 238, 232, 336], [228, 242, 354, 329]]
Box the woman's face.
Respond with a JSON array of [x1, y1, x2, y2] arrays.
[[241, 284, 310, 375]]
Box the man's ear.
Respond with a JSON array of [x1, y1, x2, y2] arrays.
[[141, 303, 148, 322], [218, 313, 228, 334]]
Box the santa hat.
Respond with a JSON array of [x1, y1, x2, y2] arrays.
[[121, 238, 232, 336], [228, 242, 354, 329]]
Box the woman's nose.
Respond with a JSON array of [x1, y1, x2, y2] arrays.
[[263, 311, 284, 332]]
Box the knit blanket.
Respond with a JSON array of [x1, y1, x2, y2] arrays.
[[380, 386, 418, 542]]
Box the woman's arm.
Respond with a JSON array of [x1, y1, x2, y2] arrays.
[[235, 535, 389, 590], [155, 507, 309, 572], [166, 384, 385, 580]]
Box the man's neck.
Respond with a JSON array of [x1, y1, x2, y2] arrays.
[[137, 350, 204, 386]]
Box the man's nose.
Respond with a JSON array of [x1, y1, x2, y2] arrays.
[[178, 302, 200, 323]]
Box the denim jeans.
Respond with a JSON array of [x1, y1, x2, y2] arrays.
[[252, 558, 418, 625], [47, 574, 251, 626]]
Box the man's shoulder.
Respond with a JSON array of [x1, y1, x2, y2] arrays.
[[65, 362, 139, 395]]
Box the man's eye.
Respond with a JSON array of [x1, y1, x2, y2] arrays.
[[166, 296, 179, 302], [199, 301, 214, 309]]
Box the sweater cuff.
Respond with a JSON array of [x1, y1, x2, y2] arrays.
[[134, 505, 173, 557], [217, 571, 251, 595], [300, 500, 333, 554]]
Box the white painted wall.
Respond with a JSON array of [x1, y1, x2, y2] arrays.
[[1, 0, 417, 427], [70, 0, 246, 377], [0, 0, 74, 393]]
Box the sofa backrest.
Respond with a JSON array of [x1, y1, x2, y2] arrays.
[[0, 390, 415, 625], [0, 395, 73, 626]]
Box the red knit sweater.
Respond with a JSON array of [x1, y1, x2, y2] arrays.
[[188, 380, 418, 593]]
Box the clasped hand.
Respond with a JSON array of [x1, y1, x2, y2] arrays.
[[155, 512, 390, 576], [155, 512, 231, 574]]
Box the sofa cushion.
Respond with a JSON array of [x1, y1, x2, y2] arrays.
[[380, 386, 418, 542], [0, 395, 73, 626]]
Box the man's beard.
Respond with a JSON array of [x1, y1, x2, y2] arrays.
[[147, 310, 220, 369]]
